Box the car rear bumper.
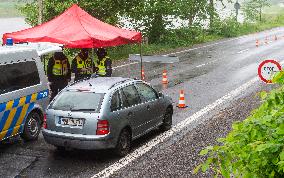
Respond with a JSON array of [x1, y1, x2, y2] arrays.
[[42, 129, 116, 150]]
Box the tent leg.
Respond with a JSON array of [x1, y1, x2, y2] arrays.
[[128, 58, 131, 78], [140, 43, 143, 80], [92, 48, 95, 74]]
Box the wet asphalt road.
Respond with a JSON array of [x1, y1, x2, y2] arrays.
[[1, 27, 284, 178]]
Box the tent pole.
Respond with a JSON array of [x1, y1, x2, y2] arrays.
[[92, 47, 94, 74], [92, 39, 95, 75], [140, 43, 143, 80]]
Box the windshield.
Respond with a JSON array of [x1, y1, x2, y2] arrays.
[[50, 91, 103, 112]]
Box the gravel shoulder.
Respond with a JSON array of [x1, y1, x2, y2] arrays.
[[110, 83, 276, 178]]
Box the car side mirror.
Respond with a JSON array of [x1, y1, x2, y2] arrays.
[[158, 92, 163, 98]]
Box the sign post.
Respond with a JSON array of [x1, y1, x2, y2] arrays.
[[234, 1, 241, 21], [258, 59, 282, 83]]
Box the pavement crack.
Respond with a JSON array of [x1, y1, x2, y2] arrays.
[[16, 156, 39, 178]]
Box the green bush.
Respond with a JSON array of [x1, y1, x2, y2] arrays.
[[157, 26, 204, 46], [210, 17, 241, 37]]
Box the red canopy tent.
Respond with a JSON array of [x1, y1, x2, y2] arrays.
[[2, 4, 142, 48]]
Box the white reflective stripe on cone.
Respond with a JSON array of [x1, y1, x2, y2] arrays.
[[179, 100, 185, 104]]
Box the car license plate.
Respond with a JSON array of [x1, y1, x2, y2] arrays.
[[60, 118, 83, 127]]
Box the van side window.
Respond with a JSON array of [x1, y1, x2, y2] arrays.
[[121, 85, 141, 108], [136, 83, 158, 102], [110, 91, 121, 112], [0, 61, 40, 95]]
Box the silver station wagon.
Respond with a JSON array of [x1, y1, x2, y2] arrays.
[[42, 77, 173, 156]]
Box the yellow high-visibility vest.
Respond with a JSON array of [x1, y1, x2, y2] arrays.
[[76, 56, 92, 74], [52, 59, 68, 76], [97, 57, 108, 76]]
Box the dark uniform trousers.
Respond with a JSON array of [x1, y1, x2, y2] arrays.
[[50, 80, 68, 101]]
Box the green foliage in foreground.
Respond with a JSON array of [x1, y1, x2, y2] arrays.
[[195, 73, 284, 177]]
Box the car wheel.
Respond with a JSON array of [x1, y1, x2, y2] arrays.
[[160, 108, 172, 131], [115, 129, 131, 157], [21, 112, 41, 141]]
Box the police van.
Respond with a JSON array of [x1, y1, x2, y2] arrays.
[[0, 41, 62, 142]]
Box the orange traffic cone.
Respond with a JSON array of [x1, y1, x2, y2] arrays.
[[256, 39, 259, 47], [177, 90, 187, 108], [141, 66, 145, 81], [162, 69, 168, 84]]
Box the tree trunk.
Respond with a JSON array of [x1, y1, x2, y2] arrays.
[[38, 0, 43, 25], [209, 0, 214, 28], [259, 6, 262, 22], [187, 14, 194, 27]]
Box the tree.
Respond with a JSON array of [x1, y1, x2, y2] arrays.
[[19, 0, 142, 26], [126, 0, 176, 44], [174, 0, 231, 29], [243, 0, 270, 22], [174, 0, 208, 27], [38, 0, 43, 24], [209, 0, 234, 28]]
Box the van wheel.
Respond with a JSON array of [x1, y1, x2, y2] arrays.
[[160, 108, 172, 131], [115, 129, 131, 157], [21, 112, 41, 141]]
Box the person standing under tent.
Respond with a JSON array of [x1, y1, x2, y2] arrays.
[[71, 48, 95, 81], [47, 52, 71, 100], [96, 48, 112, 77]]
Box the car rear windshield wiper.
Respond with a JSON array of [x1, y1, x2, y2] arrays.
[[51, 104, 75, 111]]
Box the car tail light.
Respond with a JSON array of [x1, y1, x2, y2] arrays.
[[96, 120, 109, 135], [43, 114, 47, 129]]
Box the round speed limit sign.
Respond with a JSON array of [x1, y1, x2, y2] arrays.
[[258, 60, 282, 83]]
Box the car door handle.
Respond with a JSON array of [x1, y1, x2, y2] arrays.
[[146, 105, 150, 110]]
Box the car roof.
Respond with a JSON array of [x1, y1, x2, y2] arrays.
[[67, 77, 136, 93], [0, 42, 62, 56], [0, 46, 37, 55], [0, 46, 39, 64]]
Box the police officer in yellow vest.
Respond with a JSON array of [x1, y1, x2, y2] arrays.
[[71, 48, 95, 81], [96, 48, 112, 77], [47, 52, 71, 100]]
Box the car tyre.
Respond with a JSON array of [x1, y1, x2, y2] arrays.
[[115, 129, 131, 157], [160, 108, 172, 131], [21, 112, 41, 141]]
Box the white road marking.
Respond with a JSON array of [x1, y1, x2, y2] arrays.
[[113, 62, 138, 70], [196, 59, 218, 68], [167, 34, 257, 56], [237, 49, 249, 54], [91, 76, 259, 178], [196, 63, 206, 68], [208, 59, 218, 64]]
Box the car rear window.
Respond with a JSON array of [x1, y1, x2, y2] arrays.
[[50, 91, 103, 112]]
